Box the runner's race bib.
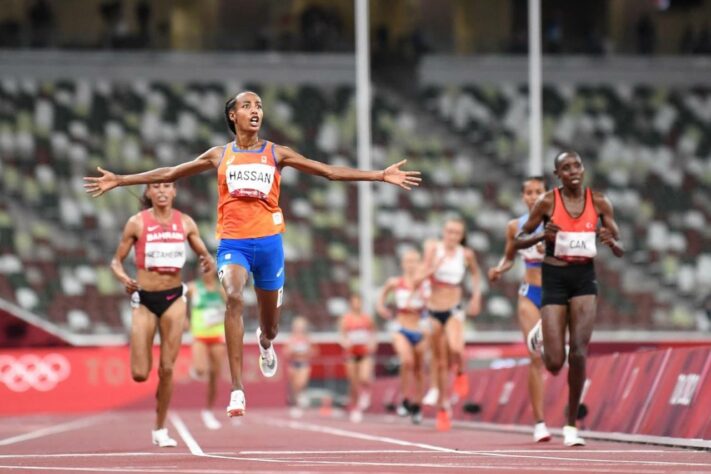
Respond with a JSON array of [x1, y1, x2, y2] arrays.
[[202, 307, 224, 327], [519, 243, 544, 263], [554, 231, 597, 259], [226, 163, 275, 199], [348, 329, 371, 345], [145, 242, 186, 271]]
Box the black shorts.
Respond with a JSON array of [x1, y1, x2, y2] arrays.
[[131, 285, 185, 317], [350, 354, 371, 363], [541, 262, 597, 307], [429, 305, 461, 325]]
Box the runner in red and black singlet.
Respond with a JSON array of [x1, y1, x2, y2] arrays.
[[284, 316, 314, 418], [340, 294, 376, 423], [111, 182, 215, 447], [516, 152, 624, 447], [376, 249, 430, 425]]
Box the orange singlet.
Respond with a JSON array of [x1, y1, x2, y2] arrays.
[[216, 141, 285, 239], [343, 313, 374, 357], [547, 187, 599, 264]]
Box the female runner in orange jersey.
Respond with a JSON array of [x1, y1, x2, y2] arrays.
[[85, 91, 421, 419], [284, 316, 314, 418], [339, 294, 377, 423], [517, 151, 624, 447]]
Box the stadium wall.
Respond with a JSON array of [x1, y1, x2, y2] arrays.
[[373, 345, 711, 444]]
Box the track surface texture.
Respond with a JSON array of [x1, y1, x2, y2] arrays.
[[0, 409, 709, 473]]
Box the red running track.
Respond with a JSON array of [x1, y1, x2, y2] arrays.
[[0, 409, 709, 473]]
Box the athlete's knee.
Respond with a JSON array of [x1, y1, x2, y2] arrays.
[[436, 356, 448, 372], [192, 366, 206, 379], [158, 364, 174, 379], [225, 291, 245, 315], [530, 353, 545, 369], [449, 348, 463, 363], [567, 344, 587, 367], [132, 368, 150, 383], [208, 368, 219, 380], [543, 352, 565, 374], [400, 357, 414, 372]]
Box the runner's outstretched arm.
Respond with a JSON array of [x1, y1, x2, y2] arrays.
[[84, 146, 223, 197], [276, 146, 421, 190]]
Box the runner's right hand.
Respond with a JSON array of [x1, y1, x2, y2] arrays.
[[121, 277, 140, 294], [544, 221, 560, 242], [84, 167, 120, 197], [488, 267, 503, 282]]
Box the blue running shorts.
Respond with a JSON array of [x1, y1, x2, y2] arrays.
[[216, 234, 285, 291], [519, 282, 542, 309]]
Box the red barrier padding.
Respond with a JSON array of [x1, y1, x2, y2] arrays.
[[0, 345, 286, 415], [372, 345, 710, 441]]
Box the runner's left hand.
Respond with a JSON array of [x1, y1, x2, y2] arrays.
[[84, 167, 120, 197], [488, 267, 503, 282], [382, 160, 422, 190], [598, 227, 616, 248], [467, 295, 481, 317], [200, 255, 216, 274]]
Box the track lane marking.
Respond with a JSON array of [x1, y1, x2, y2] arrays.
[[169, 413, 204, 456], [263, 417, 459, 453], [0, 415, 104, 446], [262, 416, 711, 469]]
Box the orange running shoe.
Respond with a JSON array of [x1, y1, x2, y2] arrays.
[[453, 373, 469, 398], [436, 409, 451, 432]]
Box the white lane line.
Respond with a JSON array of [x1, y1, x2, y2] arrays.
[[0, 448, 678, 459], [467, 451, 711, 468], [0, 453, 193, 459], [0, 467, 175, 473], [461, 449, 681, 454], [0, 467, 297, 474], [169, 413, 203, 456], [451, 418, 711, 450], [173, 455, 683, 473], [261, 417, 711, 469], [0, 416, 103, 446], [236, 449, 432, 455], [263, 417, 458, 453]]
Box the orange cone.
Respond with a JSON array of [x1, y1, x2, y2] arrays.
[[454, 373, 469, 398], [436, 409, 451, 432], [319, 394, 333, 417]]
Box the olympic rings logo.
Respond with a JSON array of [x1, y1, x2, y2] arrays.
[[0, 353, 71, 392]]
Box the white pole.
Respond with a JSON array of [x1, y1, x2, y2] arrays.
[[355, 0, 374, 314], [528, 0, 543, 176]]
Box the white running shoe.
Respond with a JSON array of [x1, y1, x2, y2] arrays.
[[256, 328, 278, 378], [357, 391, 371, 411], [396, 402, 409, 417], [533, 422, 551, 442], [289, 407, 304, 418], [201, 409, 222, 430], [151, 428, 177, 448], [349, 410, 363, 423], [527, 320, 544, 355], [422, 387, 439, 406], [563, 425, 586, 447], [226, 389, 246, 417]]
